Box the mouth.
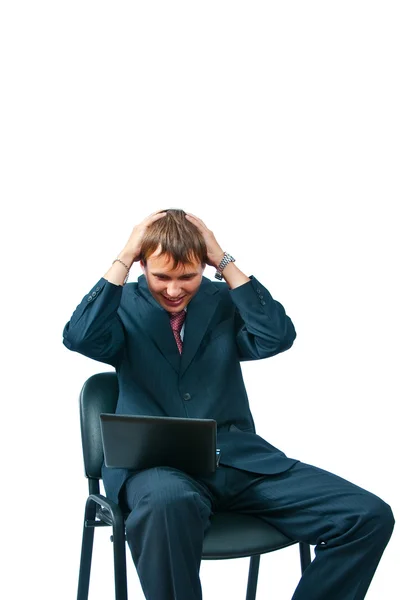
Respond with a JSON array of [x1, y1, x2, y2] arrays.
[[162, 295, 186, 305]]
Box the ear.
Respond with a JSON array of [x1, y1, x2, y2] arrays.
[[140, 260, 146, 274]]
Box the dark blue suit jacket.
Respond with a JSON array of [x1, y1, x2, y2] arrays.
[[63, 274, 298, 505]]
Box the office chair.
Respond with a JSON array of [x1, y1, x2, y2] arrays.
[[77, 372, 312, 600]]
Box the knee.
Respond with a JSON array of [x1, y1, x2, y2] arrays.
[[375, 499, 395, 538], [144, 485, 200, 515], [361, 494, 395, 542]]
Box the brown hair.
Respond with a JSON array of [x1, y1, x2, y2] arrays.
[[140, 209, 208, 268]]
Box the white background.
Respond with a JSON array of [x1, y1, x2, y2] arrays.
[[1, 1, 399, 598]]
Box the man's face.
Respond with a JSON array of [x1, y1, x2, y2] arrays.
[[140, 248, 205, 313]]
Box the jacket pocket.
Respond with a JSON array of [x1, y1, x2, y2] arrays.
[[229, 424, 253, 433]]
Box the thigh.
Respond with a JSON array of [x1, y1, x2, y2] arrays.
[[121, 466, 216, 517], [224, 461, 385, 546]]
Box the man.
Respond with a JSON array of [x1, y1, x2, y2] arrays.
[[63, 208, 394, 600]]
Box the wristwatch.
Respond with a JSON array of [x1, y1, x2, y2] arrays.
[[215, 252, 235, 280]]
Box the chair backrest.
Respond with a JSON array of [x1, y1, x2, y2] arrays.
[[79, 371, 119, 479]]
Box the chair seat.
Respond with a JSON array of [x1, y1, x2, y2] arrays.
[[96, 506, 295, 560], [202, 512, 295, 559]]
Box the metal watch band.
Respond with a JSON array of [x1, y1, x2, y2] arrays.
[[215, 252, 235, 280]]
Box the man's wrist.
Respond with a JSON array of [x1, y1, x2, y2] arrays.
[[215, 252, 235, 279], [118, 249, 136, 269], [211, 251, 225, 269]]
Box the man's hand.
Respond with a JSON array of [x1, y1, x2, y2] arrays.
[[103, 210, 167, 286], [186, 212, 250, 289], [122, 210, 167, 264], [185, 213, 225, 268]]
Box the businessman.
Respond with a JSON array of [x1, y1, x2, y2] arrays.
[[63, 209, 394, 600]]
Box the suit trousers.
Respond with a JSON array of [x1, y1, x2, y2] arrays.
[[121, 461, 394, 600]]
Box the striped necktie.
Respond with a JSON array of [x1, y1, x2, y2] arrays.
[[169, 310, 186, 354]]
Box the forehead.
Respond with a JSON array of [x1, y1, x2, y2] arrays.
[[147, 249, 202, 274]]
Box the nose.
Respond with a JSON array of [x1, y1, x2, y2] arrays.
[[166, 282, 183, 298]]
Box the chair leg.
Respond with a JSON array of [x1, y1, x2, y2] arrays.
[[77, 500, 96, 600], [245, 555, 260, 600], [299, 542, 312, 573], [111, 518, 128, 600]]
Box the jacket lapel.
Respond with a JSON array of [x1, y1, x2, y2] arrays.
[[136, 275, 219, 376], [136, 276, 181, 373], [179, 278, 219, 377]]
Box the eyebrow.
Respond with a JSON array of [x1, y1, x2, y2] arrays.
[[151, 272, 198, 278]]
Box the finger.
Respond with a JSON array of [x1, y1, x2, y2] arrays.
[[146, 211, 167, 222], [185, 213, 207, 229], [144, 209, 167, 218]]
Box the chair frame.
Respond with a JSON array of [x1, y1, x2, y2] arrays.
[[77, 373, 312, 600]]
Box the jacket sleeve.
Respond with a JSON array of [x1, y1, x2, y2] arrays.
[[62, 277, 126, 368], [229, 275, 296, 361]]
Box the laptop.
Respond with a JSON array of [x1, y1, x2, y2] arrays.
[[100, 413, 220, 474]]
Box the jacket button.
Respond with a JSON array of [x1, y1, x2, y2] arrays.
[[260, 300, 266, 305], [183, 393, 191, 401], [96, 287, 100, 292], [87, 295, 93, 302]]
